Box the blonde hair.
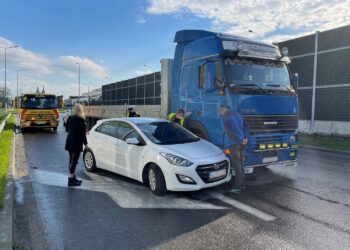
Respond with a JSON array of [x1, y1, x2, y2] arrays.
[[73, 103, 85, 119]]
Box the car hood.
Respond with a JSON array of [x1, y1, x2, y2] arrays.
[[154, 139, 223, 160]]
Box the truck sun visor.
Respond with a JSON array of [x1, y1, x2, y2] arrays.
[[222, 40, 289, 62]]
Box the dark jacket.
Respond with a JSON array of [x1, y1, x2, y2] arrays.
[[222, 111, 249, 146], [65, 115, 87, 152], [127, 111, 140, 117]]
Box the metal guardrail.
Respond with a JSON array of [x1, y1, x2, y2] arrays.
[[0, 113, 11, 134]]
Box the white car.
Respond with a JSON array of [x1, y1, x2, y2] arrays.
[[83, 117, 231, 195], [63, 109, 73, 126]]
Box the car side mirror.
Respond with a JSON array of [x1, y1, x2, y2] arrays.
[[205, 63, 217, 92], [126, 137, 140, 145], [292, 73, 299, 91]]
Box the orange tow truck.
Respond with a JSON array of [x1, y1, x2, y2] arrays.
[[19, 93, 60, 131]]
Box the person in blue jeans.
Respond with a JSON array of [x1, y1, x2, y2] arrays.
[[219, 105, 249, 193]]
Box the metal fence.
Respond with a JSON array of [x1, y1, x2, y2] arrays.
[[278, 24, 350, 134]]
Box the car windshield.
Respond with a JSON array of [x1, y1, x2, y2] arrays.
[[137, 121, 200, 145], [21, 95, 57, 109], [225, 59, 295, 95]]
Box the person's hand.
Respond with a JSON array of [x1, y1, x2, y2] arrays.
[[242, 139, 248, 145]]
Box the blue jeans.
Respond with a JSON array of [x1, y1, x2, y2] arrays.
[[229, 144, 245, 188]]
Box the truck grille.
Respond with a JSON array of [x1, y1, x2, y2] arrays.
[[24, 111, 56, 120], [196, 160, 229, 183], [244, 115, 298, 133]]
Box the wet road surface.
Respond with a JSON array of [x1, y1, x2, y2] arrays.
[[13, 118, 350, 249]]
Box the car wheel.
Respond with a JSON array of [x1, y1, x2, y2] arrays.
[[148, 164, 167, 196], [53, 127, 58, 132], [83, 149, 97, 172]]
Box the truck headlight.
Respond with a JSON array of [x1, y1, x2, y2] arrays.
[[160, 153, 193, 167]]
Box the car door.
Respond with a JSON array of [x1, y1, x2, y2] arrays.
[[115, 121, 145, 180], [93, 121, 119, 172]]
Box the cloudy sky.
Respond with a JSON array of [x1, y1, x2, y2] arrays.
[[1, 0, 349, 98]]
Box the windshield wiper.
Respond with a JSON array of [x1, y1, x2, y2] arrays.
[[266, 84, 294, 95], [230, 83, 269, 95]]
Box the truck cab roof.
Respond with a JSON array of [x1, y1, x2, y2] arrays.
[[174, 29, 277, 48]]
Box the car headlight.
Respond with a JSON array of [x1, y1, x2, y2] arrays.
[[160, 153, 193, 167]]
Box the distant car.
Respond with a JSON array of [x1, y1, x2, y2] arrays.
[[63, 109, 73, 126], [83, 118, 231, 195]]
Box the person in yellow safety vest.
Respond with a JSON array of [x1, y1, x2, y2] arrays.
[[127, 107, 140, 117], [168, 109, 185, 126]]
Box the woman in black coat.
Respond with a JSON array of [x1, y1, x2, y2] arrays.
[[65, 103, 88, 187]]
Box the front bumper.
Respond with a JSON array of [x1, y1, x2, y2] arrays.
[[159, 154, 231, 192], [20, 120, 59, 128]]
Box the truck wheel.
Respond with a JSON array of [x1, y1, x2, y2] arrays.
[[148, 164, 166, 196], [83, 149, 97, 172]]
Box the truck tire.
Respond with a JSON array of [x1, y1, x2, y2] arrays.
[[148, 164, 167, 196], [83, 149, 97, 172]]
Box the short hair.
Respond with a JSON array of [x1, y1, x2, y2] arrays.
[[177, 109, 185, 115]]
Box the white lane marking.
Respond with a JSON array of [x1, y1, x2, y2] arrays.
[[207, 191, 277, 222], [31, 170, 227, 210]]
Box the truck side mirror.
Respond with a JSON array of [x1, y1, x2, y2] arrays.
[[292, 73, 299, 91], [205, 63, 216, 92]]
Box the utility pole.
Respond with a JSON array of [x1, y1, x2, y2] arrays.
[[76, 62, 80, 103], [1, 45, 19, 113], [16, 69, 25, 108]]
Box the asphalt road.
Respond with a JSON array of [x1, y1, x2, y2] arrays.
[[13, 117, 350, 250]]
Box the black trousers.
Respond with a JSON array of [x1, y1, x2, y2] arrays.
[[229, 144, 245, 188], [69, 151, 81, 174]]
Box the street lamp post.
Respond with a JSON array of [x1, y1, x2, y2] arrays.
[[1, 45, 19, 113], [76, 62, 80, 103], [16, 69, 25, 107], [20, 78, 28, 96], [144, 64, 154, 73], [248, 29, 262, 40]]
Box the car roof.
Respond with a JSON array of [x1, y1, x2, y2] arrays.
[[98, 117, 168, 125]]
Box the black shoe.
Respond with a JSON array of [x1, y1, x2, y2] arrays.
[[73, 175, 82, 184], [68, 177, 82, 187]]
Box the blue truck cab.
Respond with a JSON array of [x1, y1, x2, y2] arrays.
[[170, 30, 299, 169]]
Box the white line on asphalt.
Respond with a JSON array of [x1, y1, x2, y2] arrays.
[[31, 170, 228, 210], [207, 191, 277, 222]]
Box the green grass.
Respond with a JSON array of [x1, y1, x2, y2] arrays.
[[0, 115, 14, 208], [299, 134, 350, 152]]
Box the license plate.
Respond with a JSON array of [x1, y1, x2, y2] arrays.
[[263, 156, 278, 163], [285, 162, 297, 167], [209, 169, 226, 180], [36, 121, 47, 125]]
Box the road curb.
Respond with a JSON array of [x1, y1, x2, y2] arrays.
[[0, 133, 15, 249], [300, 144, 350, 155]]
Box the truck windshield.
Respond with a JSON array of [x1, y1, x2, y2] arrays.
[[225, 59, 295, 95], [137, 122, 200, 145], [21, 95, 57, 109]]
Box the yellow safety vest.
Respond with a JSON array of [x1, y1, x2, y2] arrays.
[[168, 113, 184, 126]]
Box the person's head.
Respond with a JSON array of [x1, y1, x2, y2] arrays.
[[176, 109, 185, 119], [73, 103, 85, 119], [128, 107, 135, 112], [219, 105, 229, 117]]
